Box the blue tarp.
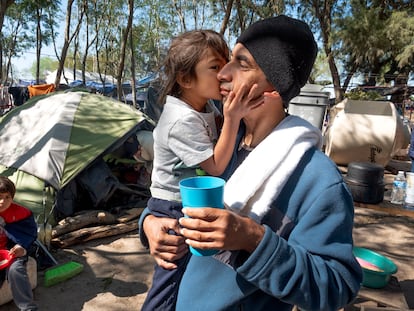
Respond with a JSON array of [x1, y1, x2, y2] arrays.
[[85, 81, 116, 95]]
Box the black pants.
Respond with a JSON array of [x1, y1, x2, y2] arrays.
[[141, 198, 191, 311]]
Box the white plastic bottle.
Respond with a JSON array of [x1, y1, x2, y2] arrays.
[[404, 172, 414, 210], [390, 171, 406, 205]]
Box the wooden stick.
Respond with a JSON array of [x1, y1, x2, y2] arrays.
[[52, 210, 117, 238], [51, 220, 138, 248]]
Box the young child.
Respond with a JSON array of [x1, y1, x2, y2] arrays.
[[0, 176, 38, 311], [142, 30, 260, 311]]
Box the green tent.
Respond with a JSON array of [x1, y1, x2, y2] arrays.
[[0, 91, 154, 220]]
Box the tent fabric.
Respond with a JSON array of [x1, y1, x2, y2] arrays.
[[0, 165, 51, 219], [28, 84, 56, 98], [0, 91, 154, 218], [0, 91, 148, 189]]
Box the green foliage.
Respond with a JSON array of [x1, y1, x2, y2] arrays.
[[344, 88, 384, 101], [3, 1, 37, 57], [388, 11, 414, 69], [311, 51, 331, 84], [2, 0, 414, 93], [29, 56, 58, 80], [335, 1, 414, 85]]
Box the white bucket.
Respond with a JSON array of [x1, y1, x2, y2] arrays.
[[288, 84, 330, 130]]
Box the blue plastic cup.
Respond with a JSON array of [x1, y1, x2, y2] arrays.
[[179, 176, 225, 256]]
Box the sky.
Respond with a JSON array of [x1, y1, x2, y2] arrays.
[[12, 23, 65, 80], [11, 1, 66, 80], [13, 47, 57, 79]]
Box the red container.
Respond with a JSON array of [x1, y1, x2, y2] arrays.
[[0, 249, 14, 269]]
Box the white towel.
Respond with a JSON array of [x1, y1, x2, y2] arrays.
[[224, 115, 322, 223]]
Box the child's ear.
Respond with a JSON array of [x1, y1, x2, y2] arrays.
[[177, 73, 192, 89]]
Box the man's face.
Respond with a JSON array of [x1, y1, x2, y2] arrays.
[[218, 43, 275, 102]]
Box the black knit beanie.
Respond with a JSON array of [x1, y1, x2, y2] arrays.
[[237, 15, 317, 106]]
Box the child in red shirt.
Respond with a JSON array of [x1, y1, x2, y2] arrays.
[[0, 176, 38, 311]]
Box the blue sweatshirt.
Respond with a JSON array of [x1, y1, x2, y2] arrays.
[[174, 147, 362, 310], [139, 123, 363, 310]]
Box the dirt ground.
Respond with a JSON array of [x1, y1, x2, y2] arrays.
[[2, 201, 414, 310], [2, 232, 155, 311], [352, 206, 414, 309]]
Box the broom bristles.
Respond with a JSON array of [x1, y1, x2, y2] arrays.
[[44, 261, 84, 287]]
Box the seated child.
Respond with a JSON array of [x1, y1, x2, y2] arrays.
[[0, 176, 38, 311]]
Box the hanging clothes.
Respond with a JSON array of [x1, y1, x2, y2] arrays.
[[7, 86, 29, 106], [28, 83, 55, 98], [0, 86, 13, 113]]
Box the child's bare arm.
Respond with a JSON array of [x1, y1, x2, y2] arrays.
[[200, 84, 264, 176]]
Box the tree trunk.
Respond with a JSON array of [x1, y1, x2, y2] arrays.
[[326, 51, 343, 102], [342, 63, 357, 93], [35, 6, 42, 84], [220, 0, 234, 35], [129, 27, 136, 107], [115, 0, 133, 102], [0, 0, 15, 34], [313, 0, 344, 103], [0, 0, 15, 82], [54, 0, 83, 88]]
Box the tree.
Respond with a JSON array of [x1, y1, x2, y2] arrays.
[[20, 0, 60, 84], [1, 1, 35, 84], [0, 0, 16, 82], [294, 0, 347, 102], [79, 0, 97, 84], [132, 0, 176, 78], [115, 0, 133, 101], [336, 0, 414, 99], [0, 0, 14, 32], [30, 56, 58, 80], [54, 0, 83, 87]]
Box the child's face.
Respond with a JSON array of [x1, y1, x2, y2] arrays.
[[181, 47, 227, 110], [0, 192, 13, 213]]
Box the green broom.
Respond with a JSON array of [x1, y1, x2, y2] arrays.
[[35, 239, 84, 287], [36, 184, 84, 287]]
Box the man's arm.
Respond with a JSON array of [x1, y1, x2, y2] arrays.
[[139, 209, 188, 270], [177, 183, 362, 310]]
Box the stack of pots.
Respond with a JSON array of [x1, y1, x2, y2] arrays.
[[344, 162, 384, 204]]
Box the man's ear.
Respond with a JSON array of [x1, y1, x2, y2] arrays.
[[177, 73, 192, 89]]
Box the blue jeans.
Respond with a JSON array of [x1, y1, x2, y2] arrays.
[[7, 257, 38, 311]]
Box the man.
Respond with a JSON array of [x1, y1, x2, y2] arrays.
[[140, 15, 362, 310]]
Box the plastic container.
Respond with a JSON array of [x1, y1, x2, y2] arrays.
[[325, 99, 410, 166], [404, 172, 414, 210], [0, 250, 14, 270], [344, 162, 384, 204], [390, 171, 406, 205], [353, 247, 398, 289], [288, 84, 329, 130], [179, 176, 225, 256]]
